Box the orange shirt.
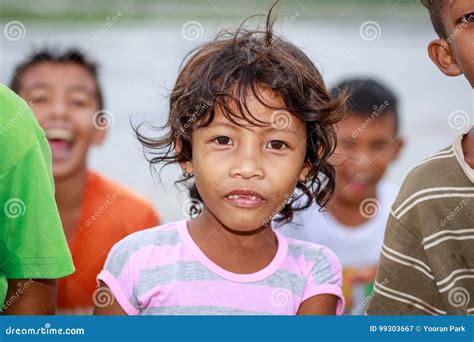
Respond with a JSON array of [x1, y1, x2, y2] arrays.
[[57, 171, 159, 314]]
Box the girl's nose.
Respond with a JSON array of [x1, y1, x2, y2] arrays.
[[229, 142, 265, 180]]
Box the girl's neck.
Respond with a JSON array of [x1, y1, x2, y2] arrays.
[[189, 210, 276, 249], [186, 209, 278, 274]]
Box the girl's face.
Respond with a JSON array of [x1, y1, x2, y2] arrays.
[[182, 88, 309, 232]]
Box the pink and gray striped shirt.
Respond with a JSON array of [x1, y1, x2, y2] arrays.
[[97, 220, 345, 315]]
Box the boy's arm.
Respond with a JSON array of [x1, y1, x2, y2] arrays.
[[3, 279, 56, 315], [0, 86, 75, 313], [367, 215, 443, 315]]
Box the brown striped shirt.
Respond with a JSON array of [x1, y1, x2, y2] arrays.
[[367, 129, 474, 315]]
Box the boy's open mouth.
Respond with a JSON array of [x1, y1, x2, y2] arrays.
[[224, 189, 266, 209], [46, 128, 75, 161]]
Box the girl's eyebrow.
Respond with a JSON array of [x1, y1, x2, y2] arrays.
[[210, 121, 298, 136], [260, 125, 298, 136], [208, 122, 237, 129]]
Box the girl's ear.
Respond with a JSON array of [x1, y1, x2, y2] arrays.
[[175, 139, 193, 174], [428, 39, 463, 77], [298, 162, 311, 183]]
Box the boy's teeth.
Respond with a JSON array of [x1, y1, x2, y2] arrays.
[[46, 128, 74, 142]]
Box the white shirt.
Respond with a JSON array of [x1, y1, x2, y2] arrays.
[[274, 181, 399, 314]]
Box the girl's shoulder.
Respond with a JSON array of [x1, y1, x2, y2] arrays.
[[278, 232, 341, 271], [107, 220, 185, 259]]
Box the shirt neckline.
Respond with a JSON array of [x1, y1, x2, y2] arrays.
[[177, 220, 288, 283], [453, 127, 474, 183]]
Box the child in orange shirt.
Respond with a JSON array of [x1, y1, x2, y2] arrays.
[[10, 49, 160, 314]]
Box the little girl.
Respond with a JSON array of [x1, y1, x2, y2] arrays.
[[94, 5, 346, 315]]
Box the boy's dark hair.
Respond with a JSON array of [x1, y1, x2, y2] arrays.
[[135, 3, 344, 223], [331, 78, 399, 134], [10, 48, 103, 110], [421, 0, 447, 38]]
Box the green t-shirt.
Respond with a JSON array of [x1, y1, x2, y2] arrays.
[[0, 84, 74, 308]]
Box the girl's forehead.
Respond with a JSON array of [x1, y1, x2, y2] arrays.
[[208, 104, 305, 135]]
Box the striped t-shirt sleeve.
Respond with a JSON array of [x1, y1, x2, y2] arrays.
[[97, 233, 143, 315], [301, 246, 345, 314], [368, 137, 474, 315]]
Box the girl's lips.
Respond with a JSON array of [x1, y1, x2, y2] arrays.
[[224, 190, 266, 209]]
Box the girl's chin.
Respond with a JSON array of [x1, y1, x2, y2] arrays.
[[217, 215, 272, 233]]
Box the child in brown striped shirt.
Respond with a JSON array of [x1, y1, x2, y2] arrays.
[[367, 0, 474, 315]]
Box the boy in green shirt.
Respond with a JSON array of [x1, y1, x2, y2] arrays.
[[0, 84, 74, 314]]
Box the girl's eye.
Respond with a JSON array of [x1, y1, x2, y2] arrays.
[[267, 140, 288, 150], [214, 136, 232, 145]]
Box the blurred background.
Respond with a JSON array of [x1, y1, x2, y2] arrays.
[[1, 0, 472, 223]]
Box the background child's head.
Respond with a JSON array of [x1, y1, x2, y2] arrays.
[[330, 78, 403, 207], [136, 6, 344, 231], [422, 0, 474, 86], [10, 48, 106, 180]]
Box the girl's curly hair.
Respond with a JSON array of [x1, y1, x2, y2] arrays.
[[134, 3, 345, 223]]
